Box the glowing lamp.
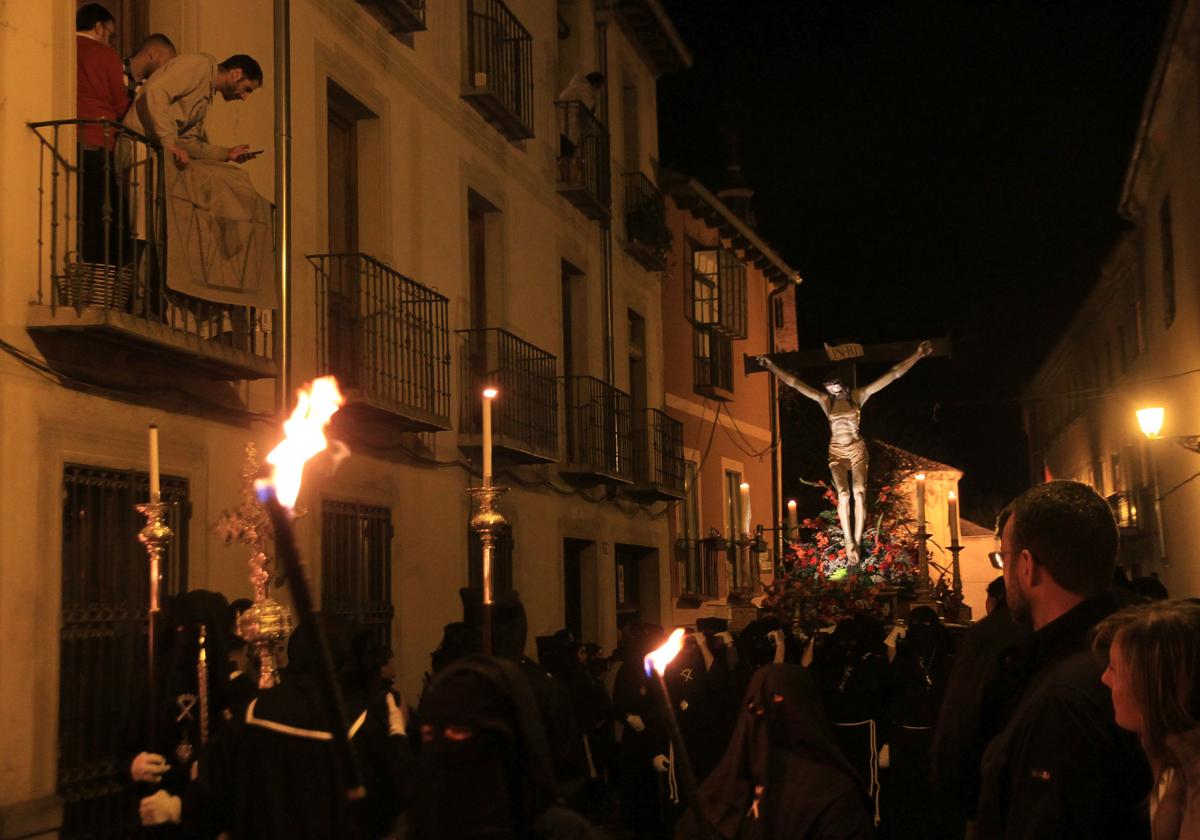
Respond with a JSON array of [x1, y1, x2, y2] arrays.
[[1136, 407, 1165, 439]]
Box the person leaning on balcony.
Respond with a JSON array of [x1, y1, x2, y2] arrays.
[[123, 33, 177, 106], [125, 53, 262, 170], [76, 3, 130, 263], [557, 71, 605, 160]]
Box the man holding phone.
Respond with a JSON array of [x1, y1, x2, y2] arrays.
[[126, 53, 263, 169]]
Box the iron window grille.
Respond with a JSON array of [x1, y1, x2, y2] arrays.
[[676, 539, 718, 599], [686, 245, 747, 339], [59, 465, 189, 840], [622, 171, 671, 271], [694, 326, 734, 398], [555, 101, 611, 218], [564, 375, 634, 482], [631, 408, 686, 494], [309, 253, 451, 428], [321, 501, 395, 651]]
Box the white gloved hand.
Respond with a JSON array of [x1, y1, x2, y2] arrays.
[[139, 790, 182, 825], [714, 631, 734, 648], [386, 692, 408, 737], [769, 629, 786, 664], [130, 752, 171, 783], [625, 713, 646, 733], [690, 631, 715, 671], [652, 753, 671, 773]]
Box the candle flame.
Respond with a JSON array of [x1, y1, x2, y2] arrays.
[[644, 627, 687, 677], [916, 473, 926, 481], [948, 491, 957, 501], [260, 376, 346, 509], [740, 482, 750, 492], [483, 387, 498, 399]]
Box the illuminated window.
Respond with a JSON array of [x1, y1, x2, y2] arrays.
[[687, 245, 747, 339]]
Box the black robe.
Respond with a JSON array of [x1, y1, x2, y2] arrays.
[[675, 664, 873, 840]]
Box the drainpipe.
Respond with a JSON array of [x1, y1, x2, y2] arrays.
[[274, 0, 293, 411], [595, 8, 613, 383], [766, 273, 801, 570]]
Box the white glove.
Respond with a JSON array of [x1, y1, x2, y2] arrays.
[[130, 752, 171, 783], [714, 631, 734, 648], [690, 632, 714, 671], [625, 713, 646, 733], [386, 692, 408, 737], [139, 790, 182, 825], [769, 629, 786, 664], [652, 753, 671, 773]]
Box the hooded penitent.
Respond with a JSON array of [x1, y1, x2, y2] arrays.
[[676, 664, 873, 840], [410, 655, 602, 840]]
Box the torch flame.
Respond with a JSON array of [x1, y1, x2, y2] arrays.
[[260, 376, 345, 509], [644, 627, 687, 678]]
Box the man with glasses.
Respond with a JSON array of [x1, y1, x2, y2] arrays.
[[972, 481, 1151, 839]]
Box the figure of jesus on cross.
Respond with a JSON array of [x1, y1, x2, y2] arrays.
[[753, 339, 934, 564]]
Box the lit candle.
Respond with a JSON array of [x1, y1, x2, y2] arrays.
[[148, 423, 161, 503], [786, 499, 798, 535], [915, 473, 925, 536], [740, 482, 752, 536], [482, 388, 497, 487], [948, 490, 960, 546]]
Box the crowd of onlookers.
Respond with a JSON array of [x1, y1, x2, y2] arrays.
[[126, 479, 1200, 839]]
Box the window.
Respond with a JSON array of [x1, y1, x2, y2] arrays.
[[321, 500, 394, 650], [468, 523, 514, 593], [687, 245, 747, 339], [676, 460, 715, 597], [59, 465, 189, 839], [724, 469, 744, 540], [694, 326, 733, 398], [1160, 195, 1176, 329]]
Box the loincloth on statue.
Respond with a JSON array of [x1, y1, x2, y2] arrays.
[[828, 438, 868, 471]]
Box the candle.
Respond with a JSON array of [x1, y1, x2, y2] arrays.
[[739, 482, 752, 536], [148, 423, 161, 503], [948, 490, 960, 546], [482, 388, 497, 487], [914, 473, 925, 536], [786, 499, 798, 535]]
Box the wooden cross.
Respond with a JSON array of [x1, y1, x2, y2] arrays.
[[744, 337, 952, 388]]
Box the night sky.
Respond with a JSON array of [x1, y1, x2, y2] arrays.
[[657, 0, 1172, 524]]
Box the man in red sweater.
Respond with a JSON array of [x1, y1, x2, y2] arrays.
[[76, 3, 130, 264]]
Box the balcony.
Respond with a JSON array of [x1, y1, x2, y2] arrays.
[[622, 172, 670, 271], [25, 120, 275, 381], [560, 376, 633, 485], [693, 327, 734, 401], [628, 408, 686, 501], [356, 0, 426, 35], [309, 253, 451, 432], [555, 102, 610, 219], [462, 0, 534, 141], [458, 328, 558, 463]]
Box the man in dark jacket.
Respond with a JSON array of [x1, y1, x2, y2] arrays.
[[973, 481, 1151, 840]]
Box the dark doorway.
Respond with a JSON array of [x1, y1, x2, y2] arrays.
[[563, 538, 591, 641], [615, 543, 660, 629]]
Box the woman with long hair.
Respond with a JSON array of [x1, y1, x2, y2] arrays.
[[1095, 599, 1200, 840]]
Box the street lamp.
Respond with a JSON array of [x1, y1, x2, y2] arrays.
[[1134, 406, 1168, 564]]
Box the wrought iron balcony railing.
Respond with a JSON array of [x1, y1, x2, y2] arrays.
[[561, 376, 633, 484], [462, 0, 534, 140], [26, 119, 275, 380], [629, 408, 686, 500], [694, 326, 734, 399], [309, 253, 451, 431], [555, 101, 610, 219], [458, 328, 558, 462], [1108, 487, 1155, 532], [676, 538, 719, 599], [356, 0, 426, 35], [622, 171, 670, 271]]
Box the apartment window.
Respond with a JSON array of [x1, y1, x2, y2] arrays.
[[1160, 195, 1176, 329], [676, 460, 715, 597], [687, 245, 747, 339], [321, 500, 395, 650], [694, 326, 733, 399], [724, 469, 744, 540], [468, 523, 514, 592], [59, 465, 189, 838]]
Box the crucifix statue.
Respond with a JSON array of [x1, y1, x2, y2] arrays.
[[750, 338, 945, 563]]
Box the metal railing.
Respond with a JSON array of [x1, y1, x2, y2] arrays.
[[556, 101, 610, 213], [1108, 488, 1149, 531], [321, 500, 394, 651], [676, 538, 718, 598], [564, 375, 633, 481], [458, 328, 558, 459], [28, 119, 274, 360], [623, 171, 670, 269], [309, 253, 451, 425], [465, 0, 534, 137], [631, 408, 685, 494]]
